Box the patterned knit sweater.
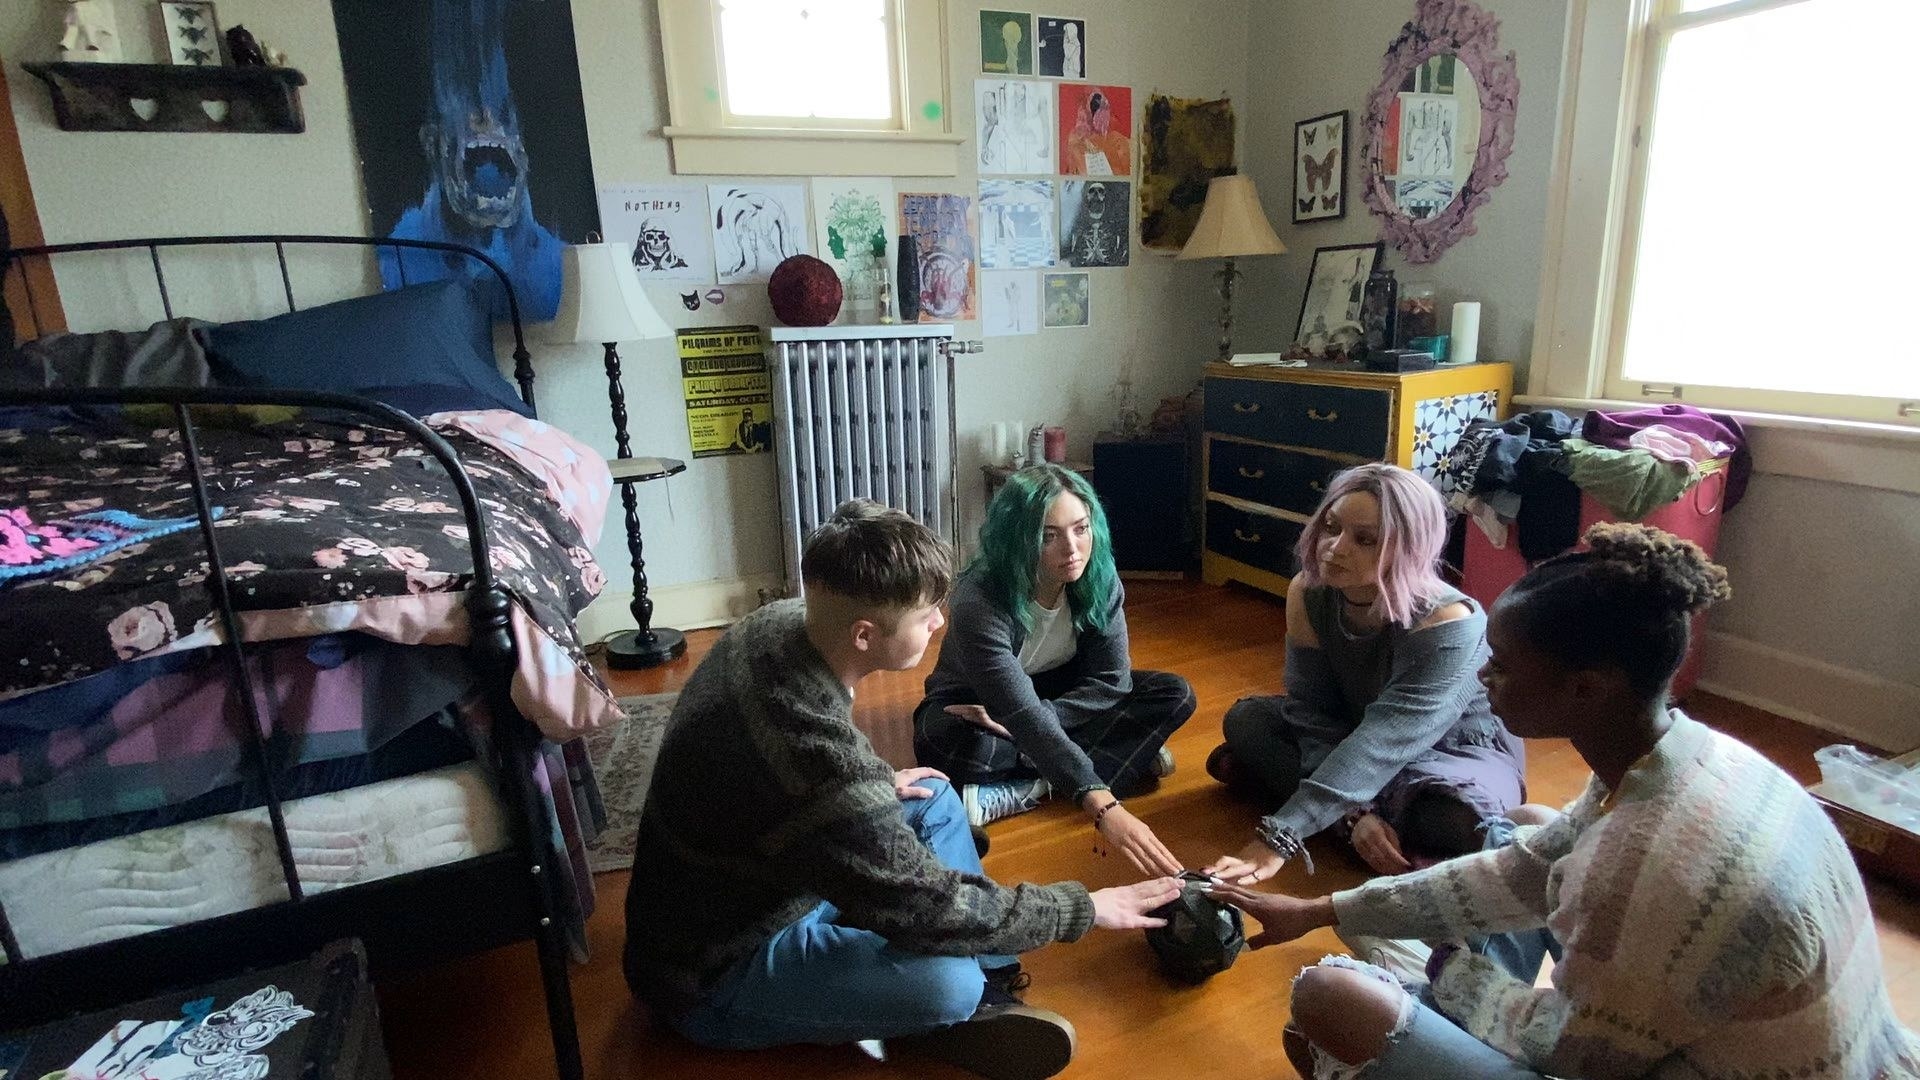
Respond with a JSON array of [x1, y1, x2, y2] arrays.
[[1333, 713, 1920, 1079], [623, 599, 1094, 1014]]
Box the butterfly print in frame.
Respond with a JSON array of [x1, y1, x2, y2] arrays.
[[1293, 109, 1347, 223]]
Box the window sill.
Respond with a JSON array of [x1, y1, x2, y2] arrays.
[[663, 126, 964, 177], [1515, 394, 1920, 497]]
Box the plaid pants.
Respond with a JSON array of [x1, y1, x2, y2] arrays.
[[912, 665, 1195, 799]]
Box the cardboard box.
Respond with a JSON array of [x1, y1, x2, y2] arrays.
[[1810, 748, 1920, 894]]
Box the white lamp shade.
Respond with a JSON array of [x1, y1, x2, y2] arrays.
[[549, 241, 674, 344], [1177, 175, 1287, 261]]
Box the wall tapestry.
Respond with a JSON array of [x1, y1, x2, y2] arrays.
[[1139, 94, 1235, 251], [332, 0, 599, 321]]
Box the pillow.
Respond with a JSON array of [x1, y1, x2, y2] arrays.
[[204, 280, 531, 417], [12, 318, 214, 388]]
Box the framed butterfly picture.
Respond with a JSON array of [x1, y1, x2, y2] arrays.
[[1293, 110, 1348, 223], [159, 0, 221, 66]]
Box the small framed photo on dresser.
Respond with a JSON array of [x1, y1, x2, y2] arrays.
[[159, 0, 221, 66]]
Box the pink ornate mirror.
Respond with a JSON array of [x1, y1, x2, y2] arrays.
[[1361, 0, 1519, 264]]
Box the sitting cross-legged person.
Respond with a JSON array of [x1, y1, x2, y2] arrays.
[[623, 499, 1180, 1080], [1208, 524, 1920, 1079], [914, 464, 1195, 877]]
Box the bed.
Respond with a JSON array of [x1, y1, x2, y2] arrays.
[[0, 235, 618, 1080]]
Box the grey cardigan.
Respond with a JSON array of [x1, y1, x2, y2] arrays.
[[922, 568, 1132, 799]]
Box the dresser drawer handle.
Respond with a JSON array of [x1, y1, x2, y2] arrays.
[[1232, 401, 1262, 414], [1309, 479, 1326, 493], [1232, 528, 1262, 543], [1306, 408, 1340, 422], [1237, 466, 1266, 479]]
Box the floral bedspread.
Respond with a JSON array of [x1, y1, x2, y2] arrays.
[[0, 409, 620, 740]]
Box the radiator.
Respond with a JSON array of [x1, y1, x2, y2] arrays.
[[767, 324, 969, 594]]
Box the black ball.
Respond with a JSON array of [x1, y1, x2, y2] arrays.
[[1144, 872, 1245, 984]]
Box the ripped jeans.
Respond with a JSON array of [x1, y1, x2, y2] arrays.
[[1300, 819, 1561, 1079]]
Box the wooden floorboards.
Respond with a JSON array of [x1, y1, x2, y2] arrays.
[[376, 578, 1920, 1079]]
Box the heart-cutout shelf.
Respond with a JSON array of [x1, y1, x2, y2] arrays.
[[24, 61, 306, 134]]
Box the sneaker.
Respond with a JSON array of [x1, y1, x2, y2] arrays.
[[962, 778, 1050, 827], [1153, 746, 1176, 778], [890, 1003, 1076, 1080], [980, 962, 1030, 1007]]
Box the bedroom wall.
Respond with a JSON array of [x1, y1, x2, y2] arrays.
[[1240, 0, 1920, 748], [1238, 0, 1570, 367], [1, 0, 1249, 637]]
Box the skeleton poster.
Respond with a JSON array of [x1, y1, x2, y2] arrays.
[[899, 193, 978, 323], [598, 184, 713, 284], [332, 0, 599, 321], [1059, 180, 1130, 267], [810, 178, 895, 306], [708, 183, 810, 285]]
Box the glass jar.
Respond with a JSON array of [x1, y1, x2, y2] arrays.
[[1397, 283, 1438, 347]]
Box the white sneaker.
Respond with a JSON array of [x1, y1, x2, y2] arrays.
[[962, 778, 1051, 827], [1153, 746, 1176, 778]]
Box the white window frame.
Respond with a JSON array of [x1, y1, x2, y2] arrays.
[[1531, 0, 1919, 429], [656, 0, 962, 177]]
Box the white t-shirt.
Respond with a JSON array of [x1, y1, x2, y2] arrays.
[[1016, 597, 1079, 675]]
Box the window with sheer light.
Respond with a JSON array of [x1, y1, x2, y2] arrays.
[[1607, 0, 1917, 422], [717, 0, 899, 126], [656, 0, 956, 176]]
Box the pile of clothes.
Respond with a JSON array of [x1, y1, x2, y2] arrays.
[[1434, 403, 1749, 563]]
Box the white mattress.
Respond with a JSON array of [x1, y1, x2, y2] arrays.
[[0, 763, 509, 960]]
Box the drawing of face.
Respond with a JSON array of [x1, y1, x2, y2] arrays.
[[635, 220, 676, 268], [1002, 18, 1023, 62], [423, 0, 530, 231], [1081, 182, 1110, 223], [1065, 22, 1079, 45]]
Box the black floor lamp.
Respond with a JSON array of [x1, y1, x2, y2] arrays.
[[552, 239, 686, 669]]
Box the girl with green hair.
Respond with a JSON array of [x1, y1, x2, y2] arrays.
[[916, 464, 1195, 877]]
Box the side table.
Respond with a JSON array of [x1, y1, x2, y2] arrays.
[[607, 454, 687, 669]]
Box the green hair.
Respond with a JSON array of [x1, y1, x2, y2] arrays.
[[971, 463, 1117, 635]]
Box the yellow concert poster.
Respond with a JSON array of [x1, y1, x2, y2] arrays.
[[677, 325, 771, 458]]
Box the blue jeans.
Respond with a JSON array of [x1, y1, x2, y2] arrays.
[[672, 778, 1014, 1049], [1305, 819, 1562, 1078]]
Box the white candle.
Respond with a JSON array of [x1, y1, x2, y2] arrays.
[[1450, 302, 1481, 365], [991, 422, 1009, 464]]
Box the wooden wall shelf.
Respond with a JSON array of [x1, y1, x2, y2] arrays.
[[22, 62, 306, 134]]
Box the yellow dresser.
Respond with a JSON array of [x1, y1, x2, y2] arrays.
[[1201, 360, 1514, 597]]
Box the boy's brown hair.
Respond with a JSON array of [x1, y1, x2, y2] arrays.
[[800, 499, 953, 611]]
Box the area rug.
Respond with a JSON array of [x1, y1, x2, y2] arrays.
[[584, 692, 675, 874]]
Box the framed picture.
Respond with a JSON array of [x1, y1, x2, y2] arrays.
[[158, 0, 220, 66], [1294, 241, 1383, 345], [1292, 110, 1347, 223], [1036, 16, 1086, 79]]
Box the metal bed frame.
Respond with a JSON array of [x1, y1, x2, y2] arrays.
[[0, 237, 582, 1080]]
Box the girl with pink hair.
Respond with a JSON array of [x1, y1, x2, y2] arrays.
[[1204, 463, 1526, 886]]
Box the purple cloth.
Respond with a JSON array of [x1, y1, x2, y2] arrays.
[[1582, 404, 1750, 510]]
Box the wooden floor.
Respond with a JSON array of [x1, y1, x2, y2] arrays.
[[377, 579, 1920, 1079]]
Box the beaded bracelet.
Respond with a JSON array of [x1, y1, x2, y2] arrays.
[[1092, 799, 1123, 830], [1255, 820, 1317, 875]]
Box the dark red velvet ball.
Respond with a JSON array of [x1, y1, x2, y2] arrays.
[[768, 255, 844, 327]]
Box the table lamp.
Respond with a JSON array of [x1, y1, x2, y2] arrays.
[[551, 239, 686, 668], [1177, 174, 1287, 362]]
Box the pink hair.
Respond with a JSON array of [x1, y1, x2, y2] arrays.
[[1293, 463, 1451, 628]]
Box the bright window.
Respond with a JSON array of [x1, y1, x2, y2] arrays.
[[1608, 0, 1918, 420], [718, 0, 897, 124], [656, 0, 957, 176]]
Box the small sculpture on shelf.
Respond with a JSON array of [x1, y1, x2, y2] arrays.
[[58, 0, 121, 63], [226, 24, 267, 67]]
